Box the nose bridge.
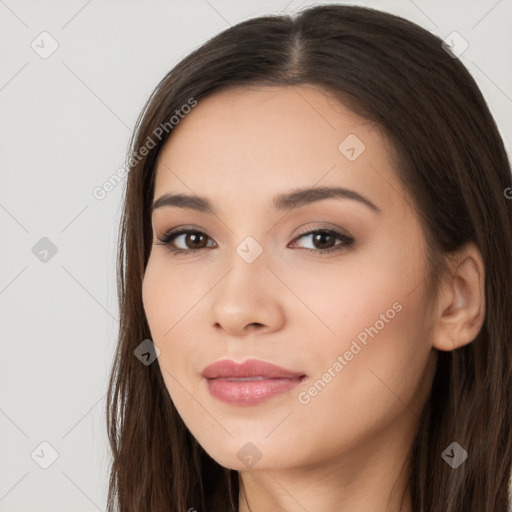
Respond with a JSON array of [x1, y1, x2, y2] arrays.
[[218, 232, 269, 301], [234, 234, 265, 266], [210, 232, 285, 334]]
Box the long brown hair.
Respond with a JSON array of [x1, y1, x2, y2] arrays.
[[106, 5, 512, 511]]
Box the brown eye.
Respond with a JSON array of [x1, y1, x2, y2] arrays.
[[182, 232, 208, 249], [311, 232, 336, 250], [291, 229, 355, 254], [156, 228, 217, 254], [156, 227, 354, 256]]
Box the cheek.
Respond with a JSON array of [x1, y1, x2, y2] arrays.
[[142, 279, 212, 450], [288, 288, 431, 465], [283, 245, 418, 350], [142, 255, 201, 339], [141, 256, 210, 383], [287, 233, 431, 395]]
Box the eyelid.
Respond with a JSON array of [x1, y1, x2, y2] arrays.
[[289, 227, 354, 252], [156, 221, 352, 240], [291, 221, 353, 240], [155, 223, 355, 255], [155, 225, 217, 248]]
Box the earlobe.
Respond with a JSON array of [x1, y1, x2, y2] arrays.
[[432, 243, 486, 352]]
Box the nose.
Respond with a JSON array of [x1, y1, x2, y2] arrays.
[[209, 248, 286, 337]]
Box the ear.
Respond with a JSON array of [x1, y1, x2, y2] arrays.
[[432, 242, 486, 352]]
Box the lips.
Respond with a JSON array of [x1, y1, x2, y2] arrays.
[[201, 359, 306, 406], [201, 358, 305, 380]]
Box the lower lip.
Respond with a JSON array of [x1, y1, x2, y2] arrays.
[[205, 376, 305, 406]]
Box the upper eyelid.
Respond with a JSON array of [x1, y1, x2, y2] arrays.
[[158, 225, 348, 237], [157, 226, 353, 246], [158, 219, 352, 236]]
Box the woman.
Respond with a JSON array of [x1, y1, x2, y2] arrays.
[[106, 4, 512, 511]]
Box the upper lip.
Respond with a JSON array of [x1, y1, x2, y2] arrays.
[[201, 358, 305, 379]]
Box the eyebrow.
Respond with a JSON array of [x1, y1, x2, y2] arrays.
[[150, 186, 382, 215]]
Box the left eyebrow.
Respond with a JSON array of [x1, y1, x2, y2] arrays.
[[150, 185, 382, 216]]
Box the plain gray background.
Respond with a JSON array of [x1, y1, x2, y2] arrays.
[[1, 0, 511, 510]]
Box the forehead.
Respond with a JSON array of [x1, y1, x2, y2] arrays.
[[152, 85, 408, 216]]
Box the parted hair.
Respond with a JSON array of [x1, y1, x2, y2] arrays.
[[106, 5, 512, 511]]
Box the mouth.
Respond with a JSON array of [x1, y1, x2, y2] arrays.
[[201, 358, 307, 406], [204, 375, 307, 406]]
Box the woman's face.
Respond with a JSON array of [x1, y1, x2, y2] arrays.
[[142, 85, 438, 472]]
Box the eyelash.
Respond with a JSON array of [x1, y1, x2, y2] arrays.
[[155, 226, 355, 256]]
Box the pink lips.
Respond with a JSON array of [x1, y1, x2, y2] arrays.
[[201, 358, 306, 406]]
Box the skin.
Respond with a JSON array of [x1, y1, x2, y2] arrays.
[[142, 84, 485, 512]]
